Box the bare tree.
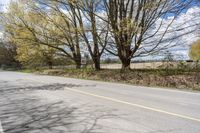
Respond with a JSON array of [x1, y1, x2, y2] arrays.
[[27, 0, 108, 70], [47, 0, 109, 70], [103, 0, 193, 71], [75, 0, 109, 70]]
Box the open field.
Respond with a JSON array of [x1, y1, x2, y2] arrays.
[[101, 61, 198, 69]]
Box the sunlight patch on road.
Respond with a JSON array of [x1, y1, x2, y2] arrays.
[[0, 120, 4, 133]]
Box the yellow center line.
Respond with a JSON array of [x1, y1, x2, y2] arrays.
[[24, 77, 200, 123], [64, 87, 200, 123]]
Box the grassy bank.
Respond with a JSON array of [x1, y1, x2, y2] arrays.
[[26, 68, 200, 91]]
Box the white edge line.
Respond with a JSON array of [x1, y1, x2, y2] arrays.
[[64, 87, 200, 123]]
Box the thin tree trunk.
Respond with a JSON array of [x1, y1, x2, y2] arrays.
[[75, 55, 82, 69], [75, 61, 81, 69]]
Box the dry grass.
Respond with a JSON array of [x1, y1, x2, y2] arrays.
[[36, 68, 200, 91]]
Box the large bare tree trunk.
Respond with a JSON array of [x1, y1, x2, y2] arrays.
[[48, 61, 53, 69], [120, 57, 131, 71], [118, 43, 132, 71], [93, 56, 101, 70]]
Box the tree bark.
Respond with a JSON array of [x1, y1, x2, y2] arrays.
[[47, 61, 53, 69], [93, 56, 101, 71], [121, 58, 131, 72], [75, 61, 81, 69], [75, 56, 82, 69]]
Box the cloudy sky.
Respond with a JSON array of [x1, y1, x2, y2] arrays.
[[0, 0, 199, 60], [0, 0, 10, 11], [137, 5, 200, 61], [0, 0, 9, 5]]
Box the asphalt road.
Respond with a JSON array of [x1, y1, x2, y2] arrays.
[[0, 71, 200, 133]]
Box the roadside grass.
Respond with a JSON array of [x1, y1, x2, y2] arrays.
[[28, 68, 200, 91], [17, 69, 36, 73]]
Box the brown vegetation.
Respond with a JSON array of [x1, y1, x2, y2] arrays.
[[34, 68, 200, 91]]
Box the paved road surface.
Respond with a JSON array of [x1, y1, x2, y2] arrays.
[[0, 71, 200, 133]]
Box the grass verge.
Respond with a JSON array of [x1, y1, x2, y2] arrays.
[[26, 68, 200, 91]]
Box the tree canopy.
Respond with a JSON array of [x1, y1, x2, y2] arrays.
[[190, 39, 200, 61]]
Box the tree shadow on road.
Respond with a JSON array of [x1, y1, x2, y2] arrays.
[[0, 82, 125, 133], [0, 81, 96, 93]]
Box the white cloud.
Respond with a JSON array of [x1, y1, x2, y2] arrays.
[[0, 0, 11, 12], [167, 6, 200, 60], [0, 0, 11, 5], [139, 6, 200, 61]]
